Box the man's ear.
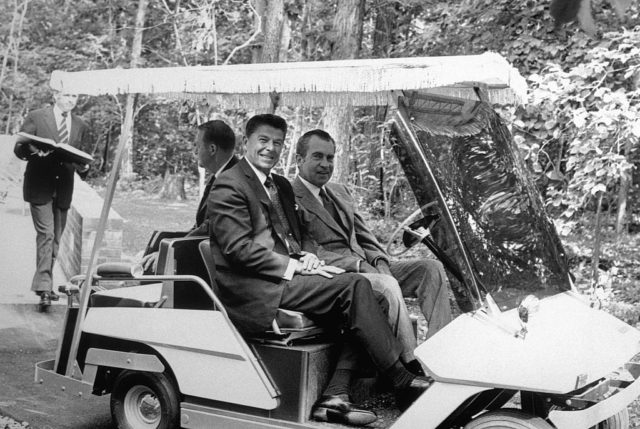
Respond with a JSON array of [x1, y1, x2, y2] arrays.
[[208, 143, 217, 156], [295, 153, 304, 167]]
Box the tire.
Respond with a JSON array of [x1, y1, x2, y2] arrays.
[[592, 408, 630, 429], [111, 371, 180, 429], [464, 409, 554, 429]]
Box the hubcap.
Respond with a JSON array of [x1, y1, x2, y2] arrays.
[[124, 385, 161, 427]]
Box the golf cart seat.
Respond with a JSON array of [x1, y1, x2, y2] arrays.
[[89, 263, 165, 308], [198, 240, 324, 341]]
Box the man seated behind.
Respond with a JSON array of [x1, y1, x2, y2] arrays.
[[292, 129, 453, 352], [141, 120, 238, 272], [208, 114, 431, 426]]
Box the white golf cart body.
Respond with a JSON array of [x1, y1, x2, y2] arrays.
[[34, 53, 640, 429]]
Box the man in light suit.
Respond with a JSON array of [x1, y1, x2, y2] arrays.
[[14, 91, 91, 307], [208, 114, 430, 425], [292, 129, 453, 351]]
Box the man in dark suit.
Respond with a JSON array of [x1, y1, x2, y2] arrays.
[[141, 119, 238, 272], [14, 91, 91, 307], [190, 120, 239, 237], [208, 114, 430, 425], [292, 129, 453, 348]]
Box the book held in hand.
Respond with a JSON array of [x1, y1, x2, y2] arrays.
[[16, 132, 93, 165]]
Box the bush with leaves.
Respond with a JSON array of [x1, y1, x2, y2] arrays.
[[513, 27, 640, 235]]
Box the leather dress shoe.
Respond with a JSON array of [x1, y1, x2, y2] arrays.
[[404, 359, 426, 376], [395, 376, 433, 412], [39, 292, 52, 306], [312, 394, 377, 426]]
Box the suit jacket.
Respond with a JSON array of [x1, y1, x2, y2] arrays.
[[208, 158, 315, 333], [191, 155, 239, 236], [14, 106, 92, 209], [293, 177, 389, 272]]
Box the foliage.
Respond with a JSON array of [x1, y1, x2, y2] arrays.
[[513, 28, 640, 233]]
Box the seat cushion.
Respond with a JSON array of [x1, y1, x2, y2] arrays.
[[90, 283, 163, 308]]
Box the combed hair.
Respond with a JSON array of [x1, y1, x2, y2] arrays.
[[296, 129, 335, 157], [198, 120, 236, 151], [245, 114, 287, 137]]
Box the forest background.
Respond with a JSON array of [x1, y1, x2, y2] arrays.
[[1, 0, 639, 323]]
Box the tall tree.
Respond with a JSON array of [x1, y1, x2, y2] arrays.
[[322, 0, 365, 183], [121, 0, 148, 179]]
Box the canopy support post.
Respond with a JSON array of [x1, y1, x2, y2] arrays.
[[64, 96, 137, 378]]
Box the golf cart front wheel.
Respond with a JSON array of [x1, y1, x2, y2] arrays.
[[111, 370, 179, 429], [464, 409, 553, 429]]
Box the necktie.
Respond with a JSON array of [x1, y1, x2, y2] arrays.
[[58, 112, 69, 144], [319, 188, 343, 228], [264, 177, 302, 255]]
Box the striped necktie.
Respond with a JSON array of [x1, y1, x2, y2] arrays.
[[58, 112, 69, 144]]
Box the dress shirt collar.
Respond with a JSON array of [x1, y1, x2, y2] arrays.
[[53, 105, 70, 125], [245, 157, 272, 197], [298, 176, 326, 204]]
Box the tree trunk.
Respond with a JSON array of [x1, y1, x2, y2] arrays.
[[615, 137, 634, 239], [160, 169, 187, 200], [254, 0, 285, 63], [591, 191, 604, 287], [1, 0, 29, 132], [121, 0, 148, 179], [322, 0, 365, 183]]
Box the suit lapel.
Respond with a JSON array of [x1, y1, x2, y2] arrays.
[[274, 175, 301, 243], [43, 108, 59, 142], [239, 159, 289, 248], [326, 185, 355, 235], [69, 114, 81, 146], [293, 178, 349, 240], [196, 175, 215, 225]]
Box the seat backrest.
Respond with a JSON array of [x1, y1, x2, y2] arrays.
[[198, 239, 220, 296], [157, 236, 212, 310]]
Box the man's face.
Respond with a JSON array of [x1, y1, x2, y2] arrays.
[[195, 130, 214, 170], [244, 124, 285, 175], [53, 92, 78, 113], [297, 135, 335, 187]]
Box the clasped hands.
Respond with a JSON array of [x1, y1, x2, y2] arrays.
[[295, 252, 344, 278]]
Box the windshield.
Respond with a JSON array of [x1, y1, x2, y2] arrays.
[[391, 92, 572, 311]]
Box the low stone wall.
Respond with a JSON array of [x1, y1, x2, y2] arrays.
[[58, 177, 123, 277]]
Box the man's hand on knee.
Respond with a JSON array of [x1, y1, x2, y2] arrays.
[[375, 260, 392, 276], [295, 259, 345, 279]]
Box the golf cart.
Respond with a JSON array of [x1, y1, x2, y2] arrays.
[[34, 53, 640, 429]]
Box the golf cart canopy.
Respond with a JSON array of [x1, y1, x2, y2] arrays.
[[53, 53, 570, 312], [50, 52, 526, 108]]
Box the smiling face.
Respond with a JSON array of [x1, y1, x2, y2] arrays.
[[297, 135, 335, 187], [244, 124, 285, 175]]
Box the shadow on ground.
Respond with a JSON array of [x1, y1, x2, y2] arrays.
[[0, 304, 112, 429]]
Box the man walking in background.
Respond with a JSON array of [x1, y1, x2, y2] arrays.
[[14, 91, 91, 307]]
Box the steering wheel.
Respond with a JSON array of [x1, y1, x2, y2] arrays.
[[386, 201, 439, 257]]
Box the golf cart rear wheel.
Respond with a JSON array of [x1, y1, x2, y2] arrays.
[[111, 370, 179, 429], [464, 409, 553, 429], [592, 408, 629, 429]]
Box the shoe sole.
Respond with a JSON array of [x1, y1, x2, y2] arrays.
[[312, 407, 377, 426]]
